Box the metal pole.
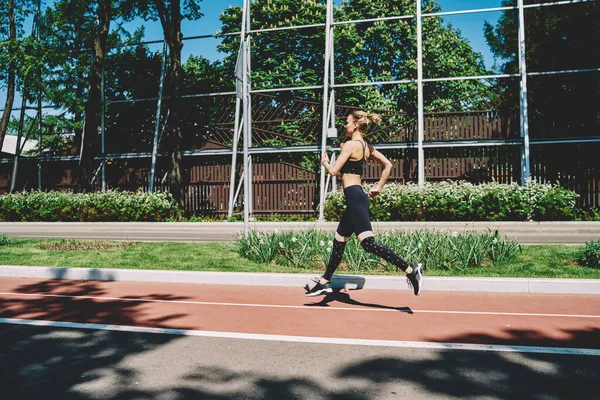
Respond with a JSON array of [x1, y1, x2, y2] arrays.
[[242, 0, 250, 237], [10, 0, 41, 193], [37, 92, 42, 190], [246, 1, 254, 221], [100, 63, 106, 191], [10, 102, 27, 193], [149, 40, 168, 193], [233, 164, 245, 210], [331, 153, 337, 192], [329, 0, 337, 195], [36, 0, 42, 190], [318, 0, 333, 221], [230, 0, 249, 220], [243, 38, 250, 236], [517, 0, 531, 184], [416, 0, 425, 186], [227, 98, 242, 218]]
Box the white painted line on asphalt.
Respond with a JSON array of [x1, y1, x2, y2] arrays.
[[1, 291, 599, 319], [1, 317, 599, 357]]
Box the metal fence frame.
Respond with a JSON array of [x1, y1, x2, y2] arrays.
[[2, 0, 599, 235]]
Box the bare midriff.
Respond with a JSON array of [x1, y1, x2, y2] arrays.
[[341, 173, 362, 189]]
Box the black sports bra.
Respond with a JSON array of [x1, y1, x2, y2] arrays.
[[340, 140, 366, 176]]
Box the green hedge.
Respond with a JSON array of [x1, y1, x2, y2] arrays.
[[0, 190, 180, 222], [1, 182, 596, 222], [324, 181, 587, 221], [579, 239, 600, 269]]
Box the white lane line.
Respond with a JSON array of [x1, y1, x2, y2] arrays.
[[1, 291, 599, 319], [1, 317, 599, 357]]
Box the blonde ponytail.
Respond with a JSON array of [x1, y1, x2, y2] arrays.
[[351, 110, 383, 132], [368, 113, 382, 125]]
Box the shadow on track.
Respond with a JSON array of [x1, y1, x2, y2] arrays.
[[304, 289, 413, 313]]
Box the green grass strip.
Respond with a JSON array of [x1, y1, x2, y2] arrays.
[[0, 238, 599, 279]]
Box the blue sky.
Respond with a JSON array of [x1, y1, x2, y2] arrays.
[[2, 0, 508, 108]]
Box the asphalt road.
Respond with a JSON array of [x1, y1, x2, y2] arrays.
[[3, 323, 599, 400], [2, 278, 599, 400], [1, 221, 600, 244]]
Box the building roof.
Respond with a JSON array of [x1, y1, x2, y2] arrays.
[[1, 135, 38, 155]]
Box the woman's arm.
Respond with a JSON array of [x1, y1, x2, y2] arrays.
[[367, 147, 393, 197], [321, 141, 358, 176]]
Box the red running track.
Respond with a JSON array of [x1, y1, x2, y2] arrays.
[[0, 277, 599, 351]]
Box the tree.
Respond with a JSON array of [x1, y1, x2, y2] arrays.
[[41, 1, 161, 149], [79, 0, 113, 190], [337, 0, 489, 114], [0, 0, 37, 151], [484, 0, 599, 139], [103, 40, 163, 153], [121, 0, 203, 209], [41, 0, 168, 190], [217, 0, 491, 147], [0, 0, 17, 151], [181, 55, 231, 149], [484, 0, 599, 184], [38, 0, 116, 189]]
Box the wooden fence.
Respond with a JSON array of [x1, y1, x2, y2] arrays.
[[0, 112, 597, 215]]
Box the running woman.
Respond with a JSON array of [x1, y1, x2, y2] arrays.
[[305, 110, 423, 296]]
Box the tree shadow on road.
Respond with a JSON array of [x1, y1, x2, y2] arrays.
[[2, 279, 598, 399], [0, 278, 194, 399], [2, 323, 598, 399], [1, 278, 191, 326]]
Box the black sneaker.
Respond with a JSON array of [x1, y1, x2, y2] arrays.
[[406, 263, 423, 296], [304, 278, 333, 297]]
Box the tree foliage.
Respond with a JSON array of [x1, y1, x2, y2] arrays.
[[484, 0, 599, 181], [216, 0, 490, 151], [484, 0, 599, 139], [1, 0, 540, 191], [0, 0, 40, 150]]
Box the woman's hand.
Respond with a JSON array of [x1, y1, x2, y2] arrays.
[[369, 187, 381, 198], [321, 152, 330, 166]]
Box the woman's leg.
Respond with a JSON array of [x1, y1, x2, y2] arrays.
[[305, 210, 352, 296], [359, 236, 409, 272], [344, 186, 411, 272], [345, 186, 423, 295], [323, 232, 349, 281], [322, 206, 353, 282], [360, 236, 423, 295]]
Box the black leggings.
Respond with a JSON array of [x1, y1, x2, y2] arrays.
[[336, 185, 372, 238], [323, 186, 409, 281]]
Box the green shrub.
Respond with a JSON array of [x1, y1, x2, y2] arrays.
[[0, 234, 11, 246], [324, 181, 581, 222], [529, 185, 578, 221], [574, 207, 600, 221], [0, 190, 180, 222], [579, 239, 600, 269]]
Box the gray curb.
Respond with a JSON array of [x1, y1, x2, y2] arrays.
[[2, 221, 600, 244], [1, 266, 599, 295]]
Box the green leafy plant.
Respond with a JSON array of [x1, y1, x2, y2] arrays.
[[236, 228, 521, 271], [579, 239, 600, 269], [0, 234, 11, 246], [235, 230, 282, 264]]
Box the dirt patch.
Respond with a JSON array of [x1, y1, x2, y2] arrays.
[[37, 239, 137, 251]]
